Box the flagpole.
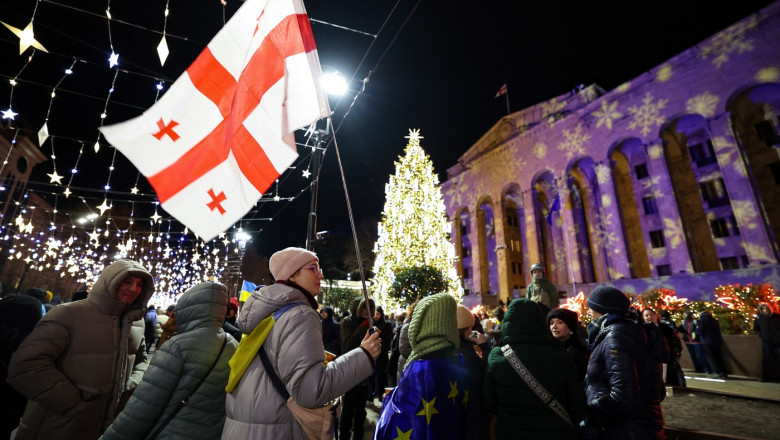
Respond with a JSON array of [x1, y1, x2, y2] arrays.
[[328, 116, 374, 330], [305, 119, 330, 252]]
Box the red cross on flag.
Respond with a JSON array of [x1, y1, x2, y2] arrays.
[[100, 0, 330, 241]]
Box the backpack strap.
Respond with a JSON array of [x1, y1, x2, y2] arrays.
[[259, 303, 305, 400]]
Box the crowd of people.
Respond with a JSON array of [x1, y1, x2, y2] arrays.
[[0, 251, 776, 439]]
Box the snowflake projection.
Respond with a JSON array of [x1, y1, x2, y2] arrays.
[[593, 212, 621, 255], [594, 100, 623, 130], [743, 243, 775, 264], [471, 148, 526, 184], [662, 217, 685, 249], [649, 247, 667, 260], [553, 244, 567, 275], [647, 144, 663, 160], [656, 64, 673, 82], [685, 92, 720, 118], [616, 82, 631, 93], [732, 199, 759, 230], [628, 93, 669, 138], [640, 175, 664, 199], [601, 193, 612, 208], [533, 142, 548, 160], [557, 123, 591, 159], [595, 163, 611, 185], [443, 173, 471, 211], [699, 16, 758, 68], [541, 98, 566, 120], [764, 103, 779, 125], [756, 67, 780, 83]]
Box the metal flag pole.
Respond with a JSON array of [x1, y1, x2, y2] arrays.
[[505, 86, 511, 115], [305, 119, 330, 252], [327, 115, 374, 330]]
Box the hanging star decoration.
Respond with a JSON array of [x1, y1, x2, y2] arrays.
[[88, 230, 100, 243], [130, 186, 139, 194], [108, 51, 119, 67], [151, 210, 162, 223], [47, 169, 63, 184], [302, 168, 311, 178], [63, 187, 72, 198], [1, 21, 48, 54], [97, 199, 111, 215], [273, 195, 281, 202], [2, 108, 18, 120]]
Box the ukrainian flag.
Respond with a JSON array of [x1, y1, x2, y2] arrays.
[[239, 280, 257, 302]]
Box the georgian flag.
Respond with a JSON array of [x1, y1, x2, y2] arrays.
[[100, 0, 330, 241]]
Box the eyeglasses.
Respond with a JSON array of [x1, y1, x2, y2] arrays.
[[302, 264, 323, 276]]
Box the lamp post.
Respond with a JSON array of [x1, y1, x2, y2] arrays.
[[234, 229, 251, 298], [306, 69, 345, 251]]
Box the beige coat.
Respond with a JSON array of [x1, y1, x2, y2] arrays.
[[221, 283, 374, 439], [7, 260, 155, 440]]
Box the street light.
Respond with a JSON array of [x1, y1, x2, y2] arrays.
[[322, 70, 347, 96]]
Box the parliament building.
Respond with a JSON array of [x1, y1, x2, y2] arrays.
[[442, 2, 780, 307]]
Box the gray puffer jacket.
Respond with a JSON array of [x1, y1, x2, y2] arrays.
[[221, 282, 374, 440], [101, 282, 238, 440], [7, 260, 154, 440]]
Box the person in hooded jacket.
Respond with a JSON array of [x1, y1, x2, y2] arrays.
[[0, 290, 43, 440], [101, 282, 238, 440], [7, 259, 154, 440], [583, 287, 667, 440], [754, 303, 780, 382], [320, 306, 341, 356], [221, 247, 381, 440], [485, 299, 586, 440], [374, 306, 393, 397]]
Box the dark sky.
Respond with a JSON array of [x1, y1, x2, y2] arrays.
[[1, 0, 775, 258]]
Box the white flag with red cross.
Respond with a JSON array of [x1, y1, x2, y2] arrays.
[[100, 0, 330, 241]]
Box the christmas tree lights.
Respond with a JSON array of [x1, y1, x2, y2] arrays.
[[372, 129, 462, 309]]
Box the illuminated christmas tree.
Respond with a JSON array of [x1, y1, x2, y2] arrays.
[[372, 129, 463, 309]]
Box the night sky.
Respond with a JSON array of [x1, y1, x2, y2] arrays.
[[0, 0, 775, 258]]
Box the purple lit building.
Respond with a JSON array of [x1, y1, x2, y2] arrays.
[[442, 3, 780, 308]]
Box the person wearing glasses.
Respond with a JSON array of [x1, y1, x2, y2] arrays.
[[222, 247, 382, 440]]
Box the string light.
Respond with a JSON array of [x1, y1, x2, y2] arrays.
[[157, 0, 171, 65]]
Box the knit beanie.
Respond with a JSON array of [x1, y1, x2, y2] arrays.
[[456, 304, 475, 330], [406, 293, 459, 366], [269, 247, 318, 281], [547, 308, 578, 333], [587, 286, 630, 315]]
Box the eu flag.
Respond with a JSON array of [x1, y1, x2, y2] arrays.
[[374, 356, 467, 440]]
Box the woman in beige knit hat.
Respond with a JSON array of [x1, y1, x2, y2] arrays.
[[222, 247, 382, 440]]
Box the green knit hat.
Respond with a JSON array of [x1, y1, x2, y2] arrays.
[[405, 293, 459, 367]]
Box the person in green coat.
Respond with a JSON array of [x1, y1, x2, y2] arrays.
[[525, 263, 559, 311], [484, 298, 586, 439]]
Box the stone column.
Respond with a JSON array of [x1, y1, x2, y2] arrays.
[[557, 184, 580, 286], [709, 114, 778, 264], [472, 205, 489, 294], [594, 161, 631, 280], [522, 189, 540, 275], [492, 197, 511, 302], [645, 141, 693, 273]]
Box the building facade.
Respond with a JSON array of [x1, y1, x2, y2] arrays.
[[442, 3, 780, 307]]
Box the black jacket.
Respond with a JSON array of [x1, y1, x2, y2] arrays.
[[698, 312, 723, 345], [455, 336, 491, 440], [586, 314, 665, 439], [754, 311, 780, 345]]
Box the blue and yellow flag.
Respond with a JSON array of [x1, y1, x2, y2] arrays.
[[374, 356, 468, 440], [239, 280, 257, 302]]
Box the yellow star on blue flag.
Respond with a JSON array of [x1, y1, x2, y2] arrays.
[[374, 356, 468, 439]]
